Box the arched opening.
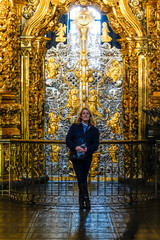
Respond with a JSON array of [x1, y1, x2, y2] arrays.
[[44, 6, 122, 140], [21, 0, 147, 141]]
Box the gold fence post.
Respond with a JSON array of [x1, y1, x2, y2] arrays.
[[0, 94, 2, 180], [8, 142, 11, 197], [130, 142, 133, 204]]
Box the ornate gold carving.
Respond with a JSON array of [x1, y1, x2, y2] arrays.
[[0, 89, 22, 136], [75, 8, 93, 28], [106, 60, 122, 82], [147, 1, 160, 108], [22, 0, 40, 19], [107, 112, 121, 135], [143, 104, 160, 125], [108, 144, 118, 163], [129, 0, 146, 29], [1, 0, 159, 185], [66, 88, 80, 118], [150, 92, 160, 105], [22, 0, 146, 39], [46, 57, 60, 79], [107, 11, 126, 38], [68, 160, 76, 177], [50, 144, 61, 162], [89, 152, 100, 177], [0, 2, 21, 94], [21, 0, 146, 139], [55, 23, 67, 42], [22, 0, 52, 36], [88, 89, 102, 119], [119, 0, 146, 37], [101, 22, 112, 42], [0, 1, 22, 139], [79, 0, 90, 6], [28, 38, 47, 139], [0, 104, 22, 113], [0, 0, 150, 143], [47, 112, 60, 136], [0, 102, 22, 128]]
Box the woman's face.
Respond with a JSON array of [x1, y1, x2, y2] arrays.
[[81, 109, 90, 122]]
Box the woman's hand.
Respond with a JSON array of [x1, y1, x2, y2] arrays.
[[75, 146, 86, 153], [84, 147, 87, 152]]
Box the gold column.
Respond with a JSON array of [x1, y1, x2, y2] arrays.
[[29, 37, 49, 139], [120, 38, 139, 139], [20, 36, 34, 139], [136, 37, 148, 139]]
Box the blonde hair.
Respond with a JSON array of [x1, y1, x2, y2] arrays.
[[76, 107, 95, 126]]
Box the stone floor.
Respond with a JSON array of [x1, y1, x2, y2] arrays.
[[0, 195, 160, 240]]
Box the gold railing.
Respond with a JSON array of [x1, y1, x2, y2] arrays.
[[0, 139, 157, 204]]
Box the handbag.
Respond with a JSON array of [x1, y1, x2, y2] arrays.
[[69, 151, 87, 162]]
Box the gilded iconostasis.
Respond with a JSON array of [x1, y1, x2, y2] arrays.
[[0, 0, 160, 179], [1, 0, 160, 141]]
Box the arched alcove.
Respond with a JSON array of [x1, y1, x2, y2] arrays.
[[20, 0, 148, 140]]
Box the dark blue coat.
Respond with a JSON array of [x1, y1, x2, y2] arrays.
[[66, 123, 99, 157]]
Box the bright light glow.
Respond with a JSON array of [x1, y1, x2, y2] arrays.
[[69, 6, 101, 69], [90, 21, 101, 34], [88, 7, 101, 20], [69, 7, 101, 35], [70, 7, 81, 20], [70, 22, 78, 34], [70, 6, 100, 20]]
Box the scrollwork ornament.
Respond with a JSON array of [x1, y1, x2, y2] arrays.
[[107, 12, 127, 38], [129, 0, 146, 29], [22, 0, 40, 19]]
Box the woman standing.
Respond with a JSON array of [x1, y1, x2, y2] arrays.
[[66, 108, 99, 209]]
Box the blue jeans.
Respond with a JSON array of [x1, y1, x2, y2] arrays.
[[72, 157, 92, 183]]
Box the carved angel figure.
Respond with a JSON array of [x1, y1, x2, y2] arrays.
[[106, 60, 122, 82], [108, 144, 118, 163], [88, 89, 102, 118], [66, 88, 80, 116], [68, 160, 76, 177], [47, 112, 59, 136], [50, 144, 61, 162], [107, 112, 121, 135], [46, 57, 59, 79], [55, 23, 67, 42], [89, 152, 100, 177], [101, 22, 112, 43]]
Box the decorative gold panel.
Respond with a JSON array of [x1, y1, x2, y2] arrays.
[[0, 0, 159, 149]]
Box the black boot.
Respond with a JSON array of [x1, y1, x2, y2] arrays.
[[83, 182, 90, 209], [78, 183, 85, 209]]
